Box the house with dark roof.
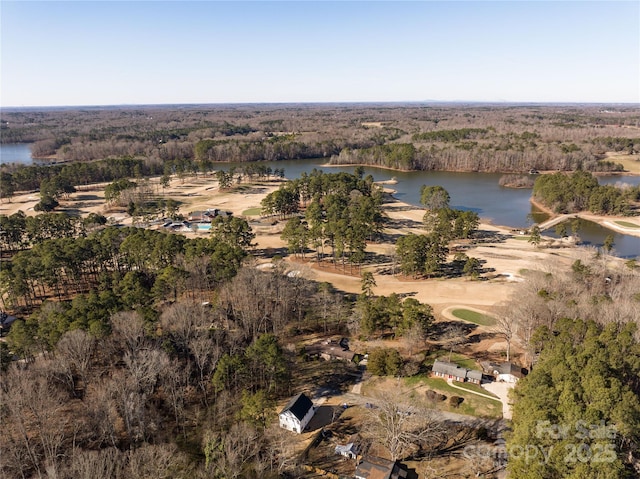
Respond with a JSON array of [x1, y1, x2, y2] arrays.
[[355, 455, 407, 479], [279, 393, 315, 434], [480, 361, 526, 383], [187, 208, 232, 223], [431, 359, 483, 384]]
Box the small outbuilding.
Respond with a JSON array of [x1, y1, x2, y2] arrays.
[[335, 442, 359, 459]]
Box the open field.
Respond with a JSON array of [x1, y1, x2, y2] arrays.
[[604, 152, 640, 174], [364, 376, 504, 418]]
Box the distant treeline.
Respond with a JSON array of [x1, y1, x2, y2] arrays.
[[0, 157, 163, 197], [2, 104, 639, 180], [331, 136, 630, 173]]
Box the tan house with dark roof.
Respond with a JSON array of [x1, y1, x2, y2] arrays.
[[431, 359, 483, 384]]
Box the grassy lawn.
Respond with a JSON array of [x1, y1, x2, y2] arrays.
[[614, 220, 640, 229], [606, 155, 640, 174], [451, 308, 496, 326], [242, 207, 262, 216], [424, 350, 478, 370], [513, 235, 531, 241], [361, 376, 502, 418], [402, 376, 502, 418], [452, 381, 499, 399]]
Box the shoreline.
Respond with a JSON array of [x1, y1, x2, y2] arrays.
[[322, 161, 640, 177], [529, 196, 640, 238]]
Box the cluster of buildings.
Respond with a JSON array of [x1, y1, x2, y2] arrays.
[[278, 392, 408, 479], [159, 208, 233, 232], [187, 208, 232, 222], [431, 358, 526, 384], [278, 340, 526, 478]]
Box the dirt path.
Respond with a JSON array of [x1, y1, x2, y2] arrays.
[[446, 378, 502, 402]]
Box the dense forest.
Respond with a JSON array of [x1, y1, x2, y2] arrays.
[[504, 255, 640, 478], [2, 104, 640, 178]]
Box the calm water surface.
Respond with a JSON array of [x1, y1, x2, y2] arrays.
[[227, 158, 538, 227], [0, 143, 35, 165], [224, 158, 640, 258]]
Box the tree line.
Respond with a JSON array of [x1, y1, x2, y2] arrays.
[[0, 225, 246, 313], [3, 104, 638, 180]]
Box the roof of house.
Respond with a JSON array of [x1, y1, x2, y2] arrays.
[[334, 442, 358, 456], [466, 369, 483, 381], [495, 362, 525, 378], [432, 359, 469, 377], [355, 455, 407, 479], [280, 393, 313, 420], [433, 359, 484, 382], [0, 312, 17, 330]]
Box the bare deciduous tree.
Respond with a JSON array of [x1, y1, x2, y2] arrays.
[[492, 310, 515, 362], [56, 329, 95, 393], [160, 300, 210, 353], [188, 335, 219, 404], [204, 422, 262, 479], [63, 447, 125, 479], [110, 310, 148, 355], [363, 390, 447, 461], [263, 423, 300, 474], [1, 367, 69, 479]]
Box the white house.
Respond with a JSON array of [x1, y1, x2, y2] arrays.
[[279, 393, 315, 434]]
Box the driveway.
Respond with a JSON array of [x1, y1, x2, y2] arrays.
[[481, 381, 515, 420]]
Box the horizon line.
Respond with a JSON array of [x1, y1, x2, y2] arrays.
[[3, 100, 639, 111]]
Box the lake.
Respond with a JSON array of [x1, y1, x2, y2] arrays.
[[0, 143, 35, 165], [1, 149, 638, 257], [223, 158, 640, 258]]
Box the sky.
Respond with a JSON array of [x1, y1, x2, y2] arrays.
[[1, 1, 639, 107]]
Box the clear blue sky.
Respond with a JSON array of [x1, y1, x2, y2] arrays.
[[1, 1, 638, 106]]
